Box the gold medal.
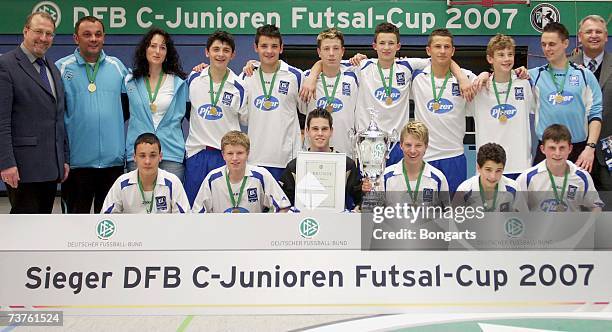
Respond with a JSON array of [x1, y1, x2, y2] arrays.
[[385, 96, 393, 105], [209, 106, 217, 115], [231, 207, 242, 213], [150, 103, 157, 113], [87, 83, 96, 93], [499, 114, 507, 123], [555, 201, 568, 212], [554, 93, 564, 104], [432, 101, 440, 111], [264, 100, 272, 109], [325, 104, 333, 112]]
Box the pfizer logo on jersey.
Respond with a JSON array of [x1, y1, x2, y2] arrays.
[[197, 104, 223, 120], [547, 91, 574, 105], [374, 87, 401, 103], [254, 95, 280, 111], [490, 104, 518, 120], [315, 97, 343, 113], [540, 199, 568, 212], [426, 98, 454, 114]]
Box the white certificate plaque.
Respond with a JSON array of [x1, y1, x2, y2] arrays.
[[295, 151, 346, 212]]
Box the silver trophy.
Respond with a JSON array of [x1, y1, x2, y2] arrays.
[[349, 109, 398, 212]]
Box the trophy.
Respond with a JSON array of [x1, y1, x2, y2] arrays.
[[349, 109, 398, 212]]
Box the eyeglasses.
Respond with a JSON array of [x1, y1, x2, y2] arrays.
[[27, 27, 55, 38]]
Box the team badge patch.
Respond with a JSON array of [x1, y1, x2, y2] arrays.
[[155, 196, 168, 211], [222, 92, 234, 106], [422, 188, 434, 202], [569, 74, 580, 86], [451, 83, 460, 96], [396, 72, 406, 86], [63, 70, 74, 80], [342, 82, 351, 96], [247, 188, 258, 202], [514, 87, 524, 100], [567, 185, 578, 200], [278, 81, 290, 95]]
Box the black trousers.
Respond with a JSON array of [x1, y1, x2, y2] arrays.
[[6, 181, 57, 214], [61, 166, 124, 214]]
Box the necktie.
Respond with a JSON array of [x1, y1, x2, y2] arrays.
[[34, 57, 51, 91], [587, 59, 597, 73]]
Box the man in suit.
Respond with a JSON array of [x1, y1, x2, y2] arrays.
[[570, 14, 611, 196], [0, 12, 69, 213]]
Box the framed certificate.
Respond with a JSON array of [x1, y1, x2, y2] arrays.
[[295, 151, 346, 212]]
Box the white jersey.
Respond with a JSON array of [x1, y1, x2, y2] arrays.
[[102, 169, 190, 214], [382, 161, 450, 206], [411, 66, 475, 161], [241, 60, 305, 168], [193, 164, 292, 213], [186, 68, 247, 156], [470, 75, 536, 173], [304, 66, 359, 154], [354, 58, 430, 135], [455, 174, 526, 212], [516, 160, 604, 212]]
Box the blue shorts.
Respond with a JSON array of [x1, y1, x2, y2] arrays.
[[262, 166, 284, 182], [184, 148, 224, 205], [386, 143, 403, 166], [429, 154, 466, 195]]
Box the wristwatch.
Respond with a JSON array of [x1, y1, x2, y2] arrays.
[[586, 142, 597, 149]]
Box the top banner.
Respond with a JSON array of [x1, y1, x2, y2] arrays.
[[3, 1, 610, 35]]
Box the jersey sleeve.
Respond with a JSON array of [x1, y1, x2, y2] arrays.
[[452, 179, 471, 207], [234, 77, 249, 126], [437, 172, 451, 208], [192, 178, 212, 213], [118, 59, 129, 93], [583, 70, 603, 121], [278, 164, 296, 206], [405, 57, 430, 71], [101, 179, 124, 213], [346, 159, 363, 208], [171, 181, 191, 214], [263, 171, 292, 212], [582, 173, 604, 210]]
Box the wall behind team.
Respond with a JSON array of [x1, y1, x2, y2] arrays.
[[2, 1, 610, 35]]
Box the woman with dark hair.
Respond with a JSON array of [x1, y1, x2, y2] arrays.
[[124, 28, 188, 181]]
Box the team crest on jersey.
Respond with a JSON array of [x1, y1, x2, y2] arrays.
[[247, 188, 258, 202], [197, 104, 224, 120], [500, 202, 510, 212], [221, 92, 234, 106], [155, 196, 167, 211], [567, 185, 578, 200], [451, 83, 460, 96], [126, 82, 136, 93], [426, 98, 454, 114], [514, 87, 524, 100], [278, 80, 290, 95], [490, 104, 517, 121], [374, 87, 401, 103], [316, 97, 344, 112], [569, 74, 580, 86], [396, 72, 406, 86], [548, 91, 574, 105], [63, 70, 74, 80], [254, 95, 280, 111], [422, 188, 434, 203], [342, 82, 351, 96]]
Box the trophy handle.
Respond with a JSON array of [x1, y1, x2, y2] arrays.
[[386, 129, 399, 160]]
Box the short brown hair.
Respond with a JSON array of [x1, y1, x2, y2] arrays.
[[486, 34, 515, 57], [306, 108, 333, 129], [317, 28, 344, 48], [477, 143, 506, 167], [374, 22, 400, 43], [542, 124, 572, 144], [400, 121, 429, 146], [74, 15, 105, 35], [221, 131, 250, 152], [428, 28, 454, 46], [24, 12, 56, 30], [542, 22, 569, 41]]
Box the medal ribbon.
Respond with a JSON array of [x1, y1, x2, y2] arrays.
[[137, 172, 157, 214], [478, 178, 499, 212], [225, 170, 248, 209], [430, 70, 451, 103], [546, 62, 569, 94], [376, 62, 394, 99], [321, 73, 341, 107], [402, 162, 425, 203], [144, 72, 165, 105], [85, 57, 101, 85], [209, 69, 229, 107], [547, 166, 569, 206], [492, 75, 513, 106], [258, 62, 279, 101]]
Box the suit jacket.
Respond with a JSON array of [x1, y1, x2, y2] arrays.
[[570, 50, 611, 165], [0, 47, 68, 183]]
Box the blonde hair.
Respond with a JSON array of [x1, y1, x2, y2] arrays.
[[400, 121, 429, 146], [221, 131, 250, 152], [317, 28, 344, 48], [486, 33, 515, 57]]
